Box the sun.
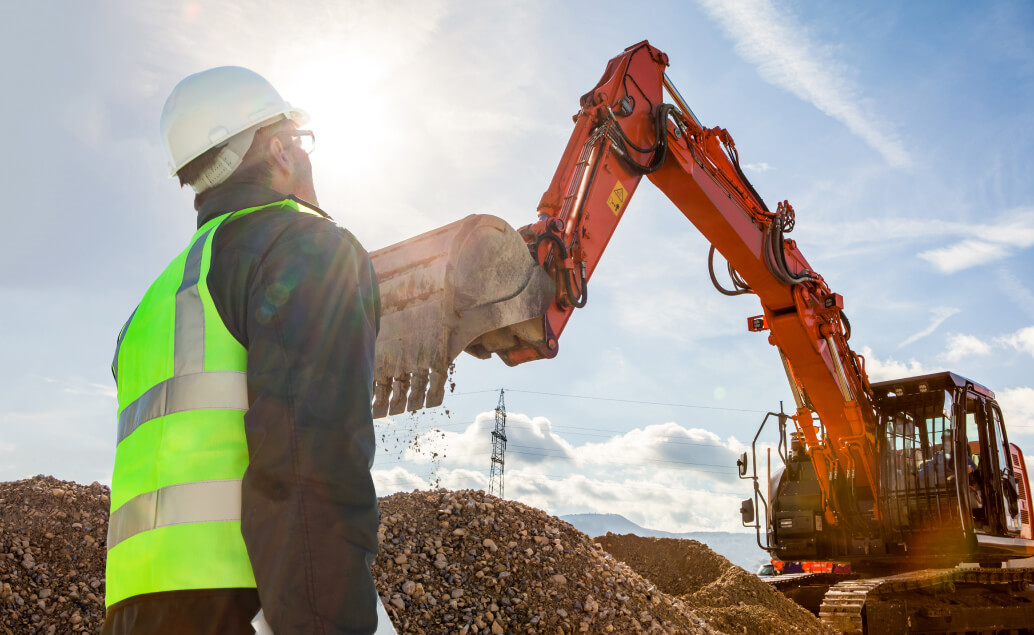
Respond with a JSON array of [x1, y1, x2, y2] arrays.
[[275, 45, 403, 187]]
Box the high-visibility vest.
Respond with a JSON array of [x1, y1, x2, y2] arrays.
[[106, 199, 321, 608]]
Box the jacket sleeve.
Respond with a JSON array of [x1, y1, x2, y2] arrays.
[[237, 220, 381, 634]]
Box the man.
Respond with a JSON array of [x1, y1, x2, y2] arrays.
[[104, 66, 382, 634]]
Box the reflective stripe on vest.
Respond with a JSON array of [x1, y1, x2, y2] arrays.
[[107, 479, 243, 549], [106, 199, 323, 607]]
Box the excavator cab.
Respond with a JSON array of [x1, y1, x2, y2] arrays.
[[873, 372, 1032, 565], [759, 372, 1032, 570]]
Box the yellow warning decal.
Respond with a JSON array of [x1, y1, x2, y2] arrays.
[[606, 180, 628, 216]]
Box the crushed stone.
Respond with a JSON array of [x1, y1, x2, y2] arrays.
[[595, 534, 834, 635], [0, 476, 109, 635], [372, 490, 716, 634]]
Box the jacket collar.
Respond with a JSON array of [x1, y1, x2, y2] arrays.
[[196, 184, 330, 228]]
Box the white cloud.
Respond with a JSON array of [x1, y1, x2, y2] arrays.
[[743, 162, 772, 173], [697, 0, 910, 168], [790, 209, 1034, 275], [918, 240, 1006, 274], [374, 410, 752, 531], [373, 466, 486, 495], [372, 464, 748, 532], [572, 422, 741, 484], [403, 412, 580, 469], [899, 307, 960, 348], [997, 326, 1034, 357], [998, 387, 1034, 432], [917, 209, 1034, 273], [860, 346, 929, 383], [939, 333, 992, 363]]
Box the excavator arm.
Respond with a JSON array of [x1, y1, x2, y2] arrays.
[[370, 41, 878, 527]]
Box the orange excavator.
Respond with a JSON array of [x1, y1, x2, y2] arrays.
[[369, 41, 1034, 632]]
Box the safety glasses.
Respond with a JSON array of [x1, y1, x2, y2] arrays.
[[281, 129, 315, 155]]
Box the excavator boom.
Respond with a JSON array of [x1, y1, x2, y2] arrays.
[[370, 41, 875, 517]]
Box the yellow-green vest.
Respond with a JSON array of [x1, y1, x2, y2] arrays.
[[106, 199, 319, 607]]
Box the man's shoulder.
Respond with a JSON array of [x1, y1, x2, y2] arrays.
[[216, 206, 368, 260]]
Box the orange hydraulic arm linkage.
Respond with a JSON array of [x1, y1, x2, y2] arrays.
[[510, 41, 879, 526]]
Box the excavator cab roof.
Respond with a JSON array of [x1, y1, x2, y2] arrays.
[[870, 371, 995, 401]]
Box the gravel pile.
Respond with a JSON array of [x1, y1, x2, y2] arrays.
[[372, 490, 716, 634], [0, 476, 108, 635], [595, 534, 833, 635], [1, 477, 823, 635]]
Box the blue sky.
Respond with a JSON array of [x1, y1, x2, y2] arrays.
[[3, 1, 1033, 534]]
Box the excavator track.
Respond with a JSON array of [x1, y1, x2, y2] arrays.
[[818, 567, 1034, 634], [765, 573, 858, 615]]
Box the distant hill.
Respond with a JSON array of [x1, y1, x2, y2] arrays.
[[560, 513, 768, 572]]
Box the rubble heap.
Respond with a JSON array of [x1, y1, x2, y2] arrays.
[[595, 534, 833, 635], [0, 476, 109, 635], [0, 477, 828, 635], [372, 490, 716, 634]]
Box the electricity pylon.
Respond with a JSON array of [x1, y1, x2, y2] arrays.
[[488, 389, 507, 498]]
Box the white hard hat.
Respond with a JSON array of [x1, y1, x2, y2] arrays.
[[160, 66, 309, 176]]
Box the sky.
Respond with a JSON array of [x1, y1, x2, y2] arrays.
[[3, 0, 1034, 536]]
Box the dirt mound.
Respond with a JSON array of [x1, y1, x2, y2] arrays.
[[595, 534, 832, 635], [0, 475, 109, 635], [372, 490, 716, 634]]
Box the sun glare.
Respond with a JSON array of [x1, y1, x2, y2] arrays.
[[277, 48, 402, 186]]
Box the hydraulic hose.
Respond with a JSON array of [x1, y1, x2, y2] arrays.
[[708, 245, 752, 296]]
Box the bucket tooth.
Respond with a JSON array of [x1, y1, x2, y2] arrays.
[[372, 380, 391, 419], [406, 369, 430, 413], [388, 376, 410, 416], [426, 365, 448, 409]]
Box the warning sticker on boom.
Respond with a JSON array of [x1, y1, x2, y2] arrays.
[[606, 180, 627, 216]]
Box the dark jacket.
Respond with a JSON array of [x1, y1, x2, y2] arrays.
[[104, 184, 381, 635]]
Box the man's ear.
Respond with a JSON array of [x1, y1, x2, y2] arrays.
[[268, 136, 291, 173]]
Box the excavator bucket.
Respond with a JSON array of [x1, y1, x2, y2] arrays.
[[369, 214, 555, 418]]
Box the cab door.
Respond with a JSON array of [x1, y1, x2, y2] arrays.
[[988, 403, 1022, 536], [963, 393, 993, 532]]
